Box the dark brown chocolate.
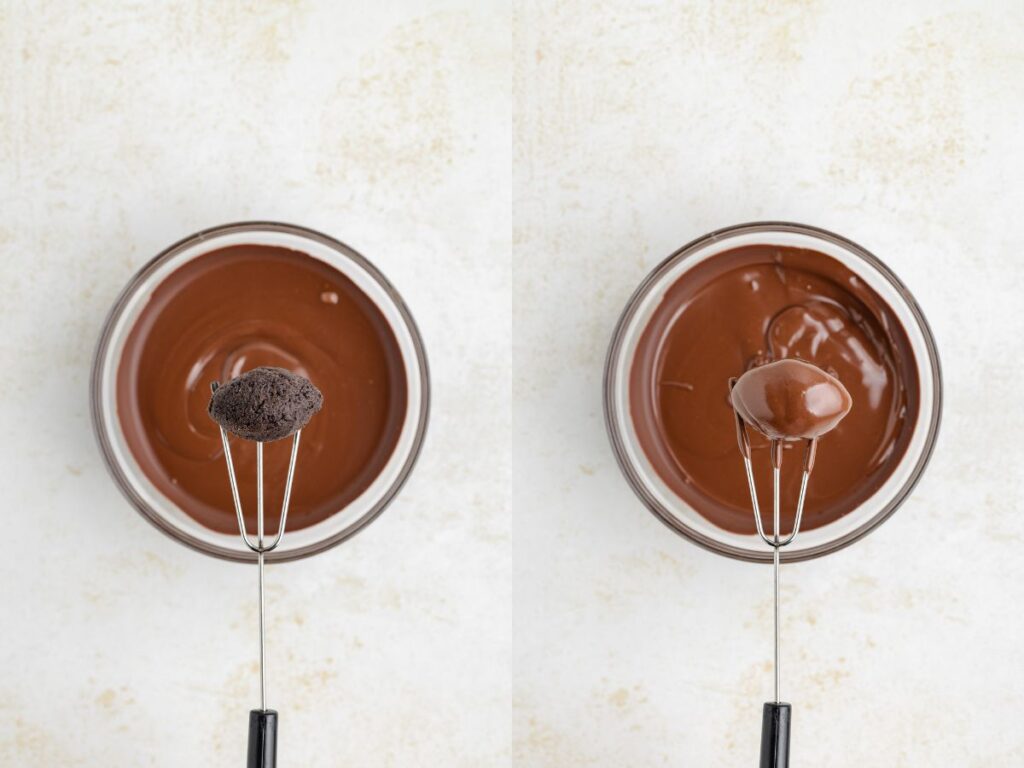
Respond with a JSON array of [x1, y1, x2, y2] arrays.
[[117, 244, 407, 534], [730, 359, 851, 441], [630, 244, 919, 534], [209, 366, 323, 442]]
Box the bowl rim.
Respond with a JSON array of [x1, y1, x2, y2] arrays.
[[90, 220, 431, 563], [603, 220, 943, 563]]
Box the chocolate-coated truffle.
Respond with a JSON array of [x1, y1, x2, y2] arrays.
[[209, 366, 323, 442], [730, 358, 852, 441]]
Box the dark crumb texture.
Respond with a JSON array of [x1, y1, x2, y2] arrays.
[[208, 366, 323, 442]]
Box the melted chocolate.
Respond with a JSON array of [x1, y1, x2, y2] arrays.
[[630, 245, 918, 534], [731, 359, 852, 441], [117, 244, 407, 534]]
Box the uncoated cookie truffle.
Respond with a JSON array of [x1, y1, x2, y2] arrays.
[[209, 366, 323, 442]]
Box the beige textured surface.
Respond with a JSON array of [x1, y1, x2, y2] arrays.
[[2, 1, 1023, 765]]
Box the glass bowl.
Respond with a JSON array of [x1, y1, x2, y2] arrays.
[[91, 221, 430, 563], [604, 222, 942, 562]]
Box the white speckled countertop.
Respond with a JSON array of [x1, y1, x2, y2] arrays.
[[2, 1, 1023, 765]]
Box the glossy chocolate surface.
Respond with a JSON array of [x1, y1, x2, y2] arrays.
[[117, 244, 407, 534], [630, 244, 918, 534], [731, 359, 852, 441]]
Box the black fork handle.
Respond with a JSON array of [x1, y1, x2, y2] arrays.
[[759, 702, 790, 768], [248, 709, 278, 768]]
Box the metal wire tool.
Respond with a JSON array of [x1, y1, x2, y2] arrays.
[[730, 376, 819, 768], [211, 380, 302, 768]]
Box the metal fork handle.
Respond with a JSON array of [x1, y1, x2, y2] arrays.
[[760, 702, 791, 768], [248, 709, 278, 768]]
